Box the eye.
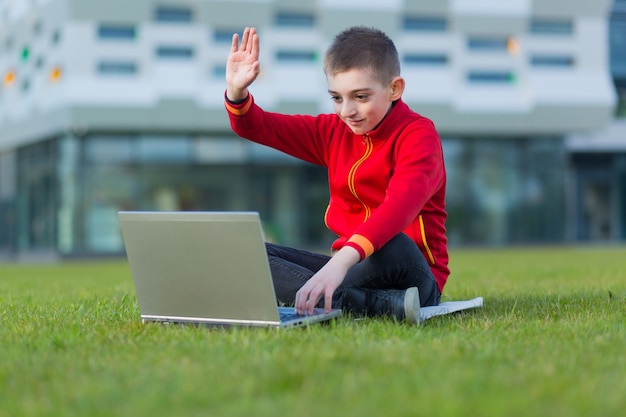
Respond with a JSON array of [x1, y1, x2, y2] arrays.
[[330, 96, 342, 103], [355, 94, 369, 101]]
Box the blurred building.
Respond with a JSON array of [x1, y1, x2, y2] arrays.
[[0, 0, 619, 259], [566, 0, 626, 241]]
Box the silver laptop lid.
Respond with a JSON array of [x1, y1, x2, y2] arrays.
[[118, 211, 282, 326]]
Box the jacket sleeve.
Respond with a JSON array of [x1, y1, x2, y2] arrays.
[[225, 92, 331, 167]]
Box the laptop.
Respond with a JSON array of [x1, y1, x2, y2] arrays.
[[118, 211, 342, 329]]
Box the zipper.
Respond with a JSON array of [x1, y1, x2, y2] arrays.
[[418, 214, 436, 265], [348, 135, 373, 221], [323, 204, 330, 228]]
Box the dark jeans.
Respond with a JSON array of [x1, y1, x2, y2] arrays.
[[266, 233, 441, 308]]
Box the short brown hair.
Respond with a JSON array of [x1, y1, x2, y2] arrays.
[[324, 26, 400, 85]]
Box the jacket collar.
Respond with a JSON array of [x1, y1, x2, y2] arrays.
[[365, 99, 412, 141]]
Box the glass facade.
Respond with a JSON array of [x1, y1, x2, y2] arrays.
[[15, 140, 58, 252], [571, 153, 626, 241], [0, 151, 16, 255], [443, 137, 566, 245], [48, 134, 334, 255], [0, 134, 573, 257]]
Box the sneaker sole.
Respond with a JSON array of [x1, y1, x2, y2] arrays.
[[403, 287, 421, 324]]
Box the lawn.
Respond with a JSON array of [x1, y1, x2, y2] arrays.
[[1, 246, 625, 417]]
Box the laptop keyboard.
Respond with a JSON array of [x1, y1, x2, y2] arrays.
[[280, 311, 306, 322], [278, 306, 331, 322]]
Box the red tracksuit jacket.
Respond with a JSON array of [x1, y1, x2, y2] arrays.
[[225, 94, 450, 292]]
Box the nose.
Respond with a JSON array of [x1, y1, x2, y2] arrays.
[[339, 100, 356, 118]]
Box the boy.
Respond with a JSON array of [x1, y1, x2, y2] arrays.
[[225, 26, 448, 323]]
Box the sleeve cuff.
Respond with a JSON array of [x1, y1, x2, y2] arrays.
[[344, 234, 375, 261], [224, 91, 253, 115]]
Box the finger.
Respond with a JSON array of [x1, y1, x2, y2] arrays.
[[251, 32, 259, 60], [324, 290, 333, 313], [295, 289, 307, 314], [240, 27, 250, 51], [246, 27, 256, 52], [244, 27, 255, 53], [307, 289, 322, 315], [250, 61, 260, 79], [230, 33, 239, 54], [294, 291, 301, 314]]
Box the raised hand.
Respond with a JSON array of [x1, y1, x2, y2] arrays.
[[226, 27, 260, 101]]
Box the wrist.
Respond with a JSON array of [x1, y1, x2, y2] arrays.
[[226, 87, 248, 103], [332, 246, 361, 267]]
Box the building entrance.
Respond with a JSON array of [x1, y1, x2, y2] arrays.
[[572, 153, 625, 241]]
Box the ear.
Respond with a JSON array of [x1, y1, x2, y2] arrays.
[[389, 76, 405, 101]]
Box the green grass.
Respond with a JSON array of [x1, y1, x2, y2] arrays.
[[1, 246, 625, 417]]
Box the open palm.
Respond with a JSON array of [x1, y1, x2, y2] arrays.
[[226, 27, 260, 98]]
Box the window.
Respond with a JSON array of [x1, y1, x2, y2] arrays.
[[51, 30, 61, 45], [530, 55, 575, 68], [98, 24, 136, 40], [154, 6, 193, 23], [467, 70, 515, 84], [156, 46, 194, 59], [610, 10, 626, 85], [276, 50, 317, 63], [403, 16, 447, 32], [33, 21, 43, 36], [138, 136, 191, 163], [274, 11, 315, 27], [213, 29, 240, 43], [85, 136, 134, 163], [403, 53, 448, 66], [529, 19, 573, 35], [468, 37, 509, 51], [97, 61, 138, 75]]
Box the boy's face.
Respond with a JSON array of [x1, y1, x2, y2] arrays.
[[327, 68, 402, 135]]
